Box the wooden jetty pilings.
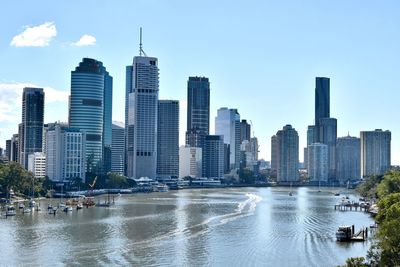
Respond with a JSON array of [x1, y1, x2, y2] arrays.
[[334, 201, 370, 212]]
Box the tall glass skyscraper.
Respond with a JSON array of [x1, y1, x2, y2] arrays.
[[20, 87, 44, 168], [126, 56, 159, 179], [215, 107, 241, 170], [185, 76, 210, 148], [315, 77, 330, 126], [69, 58, 113, 174], [157, 100, 179, 178]]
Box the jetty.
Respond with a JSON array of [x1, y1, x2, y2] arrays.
[[336, 225, 368, 242], [334, 201, 370, 212]]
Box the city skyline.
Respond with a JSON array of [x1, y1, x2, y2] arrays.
[[1, 1, 400, 164]]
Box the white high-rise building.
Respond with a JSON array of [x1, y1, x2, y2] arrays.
[[28, 152, 46, 178], [179, 146, 202, 178], [215, 107, 240, 169], [111, 122, 125, 175], [126, 55, 159, 179], [46, 124, 86, 182]]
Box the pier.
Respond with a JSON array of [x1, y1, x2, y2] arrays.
[[334, 201, 370, 212]]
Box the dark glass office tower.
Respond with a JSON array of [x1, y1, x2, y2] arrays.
[[20, 87, 44, 168], [157, 100, 179, 178], [185, 76, 210, 148], [315, 77, 330, 129], [69, 58, 113, 174]]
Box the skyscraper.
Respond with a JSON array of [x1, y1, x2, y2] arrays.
[[315, 77, 330, 130], [203, 135, 224, 179], [318, 118, 337, 180], [360, 129, 391, 177], [20, 87, 44, 168], [271, 135, 278, 171], [126, 54, 159, 179], [185, 76, 210, 148], [157, 100, 179, 178], [307, 143, 329, 183], [69, 58, 112, 175], [305, 125, 316, 172], [275, 125, 299, 183], [111, 122, 125, 175], [215, 107, 241, 169], [240, 119, 251, 143], [336, 135, 361, 184]]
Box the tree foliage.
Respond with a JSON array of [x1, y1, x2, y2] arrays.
[[355, 175, 382, 199], [376, 170, 400, 198], [0, 161, 36, 196]]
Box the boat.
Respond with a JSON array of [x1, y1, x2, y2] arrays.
[[48, 207, 57, 215], [156, 184, 169, 192], [336, 225, 353, 241], [18, 202, 25, 209], [63, 206, 73, 212], [48, 203, 53, 210], [334, 192, 340, 196], [23, 208, 32, 214], [5, 205, 16, 217], [29, 199, 36, 208], [76, 203, 83, 210]]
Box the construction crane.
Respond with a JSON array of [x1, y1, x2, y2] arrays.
[[89, 176, 97, 189], [249, 120, 260, 153]]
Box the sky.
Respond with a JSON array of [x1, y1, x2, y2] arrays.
[[1, 0, 400, 164]]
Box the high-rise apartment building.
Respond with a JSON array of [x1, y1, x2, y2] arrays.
[[360, 129, 391, 177], [46, 124, 86, 182], [215, 107, 241, 169], [126, 55, 159, 179], [20, 87, 44, 168], [318, 118, 337, 180], [203, 135, 224, 179], [271, 135, 278, 171], [111, 122, 125, 175], [307, 143, 328, 183], [157, 100, 179, 178], [336, 135, 361, 184], [69, 58, 112, 174], [315, 77, 330, 137], [28, 152, 46, 178], [275, 125, 299, 183]]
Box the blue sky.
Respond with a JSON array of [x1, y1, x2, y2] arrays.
[[1, 0, 399, 164]]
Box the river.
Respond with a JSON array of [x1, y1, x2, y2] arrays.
[[0, 187, 375, 266]]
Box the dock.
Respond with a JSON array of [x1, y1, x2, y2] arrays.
[[334, 201, 370, 212]]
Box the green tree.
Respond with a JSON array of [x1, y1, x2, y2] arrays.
[[338, 257, 368, 267], [106, 172, 128, 188], [377, 170, 400, 198], [0, 161, 35, 197], [356, 175, 382, 199]]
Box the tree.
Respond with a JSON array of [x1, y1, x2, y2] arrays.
[[0, 161, 35, 197], [377, 170, 400, 198], [356, 175, 382, 199], [106, 172, 128, 189], [338, 257, 368, 267]]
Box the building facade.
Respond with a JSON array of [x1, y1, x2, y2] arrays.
[[111, 122, 125, 175], [215, 107, 241, 169], [336, 135, 361, 184], [318, 118, 337, 180], [46, 124, 86, 183], [157, 100, 179, 178], [240, 119, 251, 143], [179, 146, 202, 178], [69, 58, 112, 174], [27, 152, 46, 178], [315, 77, 330, 141], [360, 129, 391, 177], [275, 125, 299, 183], [20, 87, 44, 168], [307, 143, 328, 183], [203, 135, 224, 179], [126, 56, 159, 179]]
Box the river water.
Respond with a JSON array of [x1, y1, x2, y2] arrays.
[[0, 187, 374, 267]]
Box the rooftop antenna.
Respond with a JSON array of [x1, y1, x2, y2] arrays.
[[139, 27, 147, 57]]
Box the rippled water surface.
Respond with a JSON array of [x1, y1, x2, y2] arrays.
[[0, 187, 374, 266]]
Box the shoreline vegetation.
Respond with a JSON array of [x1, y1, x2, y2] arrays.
[[340, 170, 400, 267]]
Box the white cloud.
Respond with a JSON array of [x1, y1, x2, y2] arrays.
[[72, 34, 96, 46], [0, 82, 68, 123], [10, 22, 57, 47]]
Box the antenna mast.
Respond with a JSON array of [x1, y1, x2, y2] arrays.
[[139, 27, 147, 57]]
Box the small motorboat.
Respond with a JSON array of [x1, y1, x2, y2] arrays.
[[5, 205, 16, 217], [18, 202, 25, 209], [76, 203, 83, 210], [23, 208, 32, 214], [336, 225, 353, 241], [63, 206, 73, 212]]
